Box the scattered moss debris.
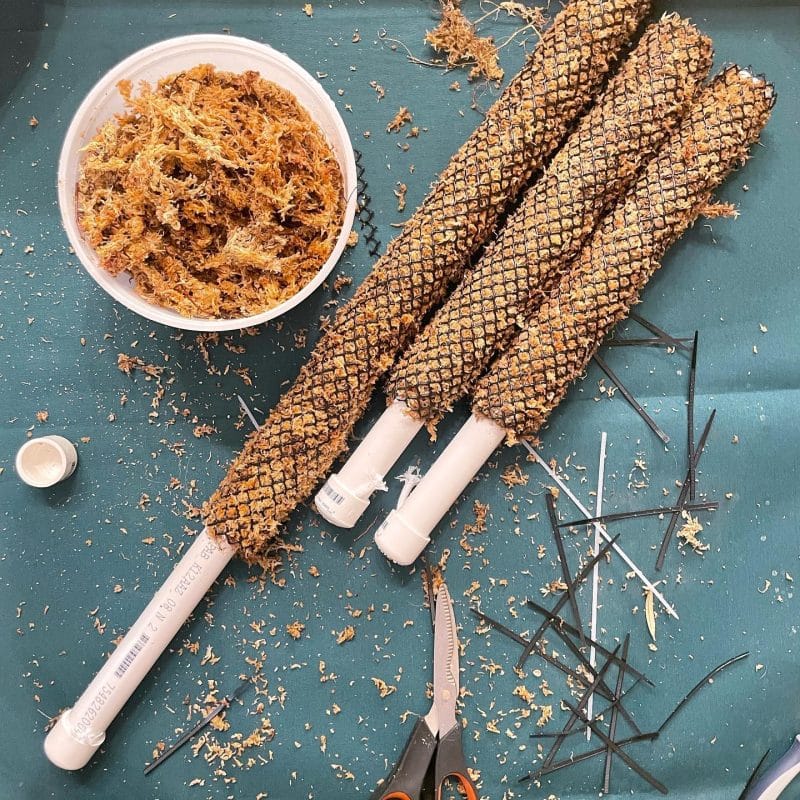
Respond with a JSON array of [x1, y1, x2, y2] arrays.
[[386, 106, 413, 132], [500, 462, 528, 487], [394, 182, 408, 212], [464, 500, 488, 534], [77, 65, 344, 319], [286, 621, 305, 640], [334, 625, 356, 644], [425, 1, 504, 82], [372, 677, 397, 698], [677, 512, 709, 554], [117, 353, 164, 379]]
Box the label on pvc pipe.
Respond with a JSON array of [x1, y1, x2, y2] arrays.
[[70, 533, 225, 739]]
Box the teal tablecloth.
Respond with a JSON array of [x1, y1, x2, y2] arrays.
[[1, 1, 799, 798]]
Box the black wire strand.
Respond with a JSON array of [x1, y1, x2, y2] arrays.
[[593, 352, 670, 445], [524, 598, 651, 685], [558, 500, 718, 529], [516, 535, 620, 670], [655, 409, 716, 571], [562, 699, 668, 794], [688, 331, 699, 502], [658, 651, 749, 734], [603, 633, 632, 793], [546, 492, 585, 646]]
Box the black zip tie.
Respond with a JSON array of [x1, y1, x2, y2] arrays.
[[516, 534, 620, 671], [546, 492, 585, 647], [561, 699, 668, 795], [530, 675, 644, 741], [472, 607, 527, 645], [472, 608, 617, 697], [521, 598, 643, 735], [539, 646, 621, 774], [658, 651, 749, 735], [550, 637, 643, 736], [354, 149, 381, 257], [629, 311, 692, 352], [530, 679, 642, 739], [473, 605, 639, 730], [606, 336, 695, 348], [525, 599, 652, 686], [737, 749, 772, 800], [522, 732, 658, 782], [544, 624, 642, 733], [559, 500, 719, 529], [655, 409, 716, 571], [688, 331, 699, 503], [144, 678, 251, 775], [523, 604, 643, 737], [603, 633, 631, 794], [593, 353, 670, 445]]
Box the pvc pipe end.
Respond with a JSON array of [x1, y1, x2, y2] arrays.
[[44, 710, 103, 770], [314, 474, 370, 528], [16, 436, 78, 488], [375, 509, 430, 566]]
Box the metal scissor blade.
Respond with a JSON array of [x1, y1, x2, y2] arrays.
[[433, 582, 459, 735]]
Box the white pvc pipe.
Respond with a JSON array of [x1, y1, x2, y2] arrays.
[[44, 529, 235, 770], [315, 400, 423, 528], [375, 414, 505, 565]]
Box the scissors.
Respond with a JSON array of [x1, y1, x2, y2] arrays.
[[741, 736, 800, 800], [373, 582, 478, 800]]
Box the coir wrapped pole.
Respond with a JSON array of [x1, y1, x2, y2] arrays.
[[318, 15, 713, 528], [473, 67, 774, 436], [374, 66, 774, 568], [204, 0, 649, 559]]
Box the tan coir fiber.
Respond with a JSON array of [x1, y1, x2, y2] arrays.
[[472, 67, 775, 438], [204, 0, 651, 559], [387, 15, 713, 425]]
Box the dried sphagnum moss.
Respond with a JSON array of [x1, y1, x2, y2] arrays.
[[77, 65, 344, 319], [426, 1, 504, 82]]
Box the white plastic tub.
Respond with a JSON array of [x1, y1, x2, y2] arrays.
[[58, 34, 357, 332]]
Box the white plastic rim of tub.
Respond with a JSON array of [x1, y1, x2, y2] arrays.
[[58, 34, 358, 332]]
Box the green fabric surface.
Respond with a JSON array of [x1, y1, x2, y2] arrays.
[[1, 1, 798, 798]]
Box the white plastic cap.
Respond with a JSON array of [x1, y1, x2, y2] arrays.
[[315, 474, 370, 528], [374, 509, 431, 566], [16, 435, 78, 488], [43, 709, 104, 770]]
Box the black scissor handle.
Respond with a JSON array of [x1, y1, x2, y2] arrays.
[[434, 725, 479, 800], [372, 717, 438, 800]]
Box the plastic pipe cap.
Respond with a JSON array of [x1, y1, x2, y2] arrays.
[[44, 710, 104, 770], [315, 474, 370, 528], [374, 509, 430, 566], [16, 435, 78, 488]]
